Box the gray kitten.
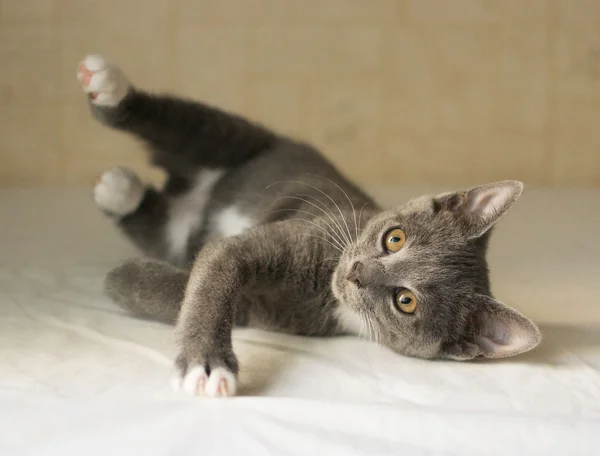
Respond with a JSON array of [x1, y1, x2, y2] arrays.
[[78, 55, 541, 397]]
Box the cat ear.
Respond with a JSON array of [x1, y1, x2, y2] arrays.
[[434, 181, 523, 238], [441, 295, 541, 361]]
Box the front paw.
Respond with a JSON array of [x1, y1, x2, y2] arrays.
[[172, 352, 238, 398]]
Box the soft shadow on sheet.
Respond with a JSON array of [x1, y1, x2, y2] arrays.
[[507, 324, 600, 367]]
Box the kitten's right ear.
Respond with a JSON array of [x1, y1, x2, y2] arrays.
[[434, 181, 524, 239]]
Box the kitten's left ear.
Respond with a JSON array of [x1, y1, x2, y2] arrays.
[[441, 295, 542, 361], [434, 180, 524, 238]]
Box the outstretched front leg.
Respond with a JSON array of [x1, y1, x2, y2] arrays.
[[172, 221, 341, 398]]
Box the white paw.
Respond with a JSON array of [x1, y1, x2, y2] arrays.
[[94, 167, 144, 216], [174, 365, 237, 398], [77, 55, 131, 107]]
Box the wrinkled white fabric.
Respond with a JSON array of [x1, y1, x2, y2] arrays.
[[1, 188, 599, 455]]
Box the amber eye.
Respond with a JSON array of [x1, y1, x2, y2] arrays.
[[383, 228, 406, 253], [394, 288, 417, 314]]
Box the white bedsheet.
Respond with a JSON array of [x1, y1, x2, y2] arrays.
[[1, 187, 599, 455]]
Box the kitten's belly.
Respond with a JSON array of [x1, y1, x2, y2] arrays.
[[166, 168, 225, 263], [212, 205, 255, 238]]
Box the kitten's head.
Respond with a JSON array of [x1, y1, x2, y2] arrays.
[[332, 181, 541, 360]]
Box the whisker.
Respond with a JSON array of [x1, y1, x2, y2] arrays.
[[301, 235, 344, 253], [365, 314, 373, 343], [295, 193, 351, 247], [268, 195, 350, 248], [306, 174, 358, 243], [359, 313, 367, 340], [316, 256, 341, 263], [372, 316, 381, 344], [357, 202, 370, 233], [266, 180, 353, 247], [361, 311, 379, 344], [284, 217, 346, 251], [266, 206, 347, 250], [365, 313, 374, 342], [276, 233, 343, 253]]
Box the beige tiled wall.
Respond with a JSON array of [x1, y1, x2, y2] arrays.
[[1, 0, 599, 188]]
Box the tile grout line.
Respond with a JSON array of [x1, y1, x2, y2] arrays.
[[543, 0, 558, 188], [53, 0, 67, 185], [166, 0, 179, 89], [243, 24, 254, 116], [376, 6, 400, 185]]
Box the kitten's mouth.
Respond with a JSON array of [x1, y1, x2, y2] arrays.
[[332, 263, 361, 309], [332, 266, 347, 300]]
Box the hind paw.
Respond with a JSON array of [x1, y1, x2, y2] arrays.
[[94, 167, 145, 216], [77, 55, 131, 107]]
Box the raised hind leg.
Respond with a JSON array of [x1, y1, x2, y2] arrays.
[[76, 54, 274, 175], [77, 54, 276, 266]]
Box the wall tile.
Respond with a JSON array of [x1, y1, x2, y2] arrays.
[[248, 80, 306, 137], [387, 23, 548, 137], [1, 0, 55, 23], [386, 26, 437, 135], [58, 0, 169, 27], [551, 17, 600, 186], [250, 26, 382, 78], [0, 105, 61, 184], [554, 24, 600, 99], [288, 0, 399, 25], [306, 81, 384, 183], [383, 132, 545, 185], [407, 0, 548, 23], [173, 26, 248, 113], [425, 25, 548, 135], [178, 0, 288, 25], [178, 0, 398, 25], [554, 0, 600, 25], [0, 26, 59, 104], [59, 101, 151, 184], [552, 98, 600, 186]]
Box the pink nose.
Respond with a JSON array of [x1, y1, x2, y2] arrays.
[[345, 261, 363, 288]]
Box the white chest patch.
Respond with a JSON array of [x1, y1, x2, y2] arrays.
[[334, 306, 364, 336], [166, 169, 225, 263], [214, 205, 254, 238]]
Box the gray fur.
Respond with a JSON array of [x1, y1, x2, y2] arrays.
[[105, 258, 187, 324], [91, 72, 541, 387]]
